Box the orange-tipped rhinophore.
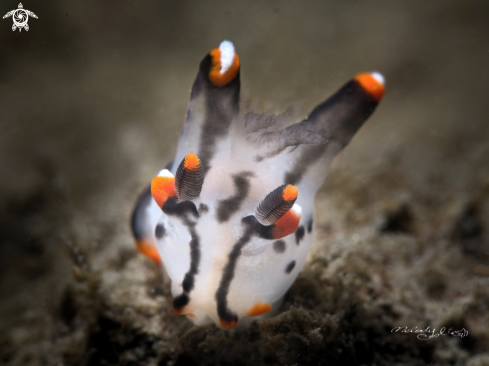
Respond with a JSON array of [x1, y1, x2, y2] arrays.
[[354, 72, 385, 102], [209, 40, 240, 87]]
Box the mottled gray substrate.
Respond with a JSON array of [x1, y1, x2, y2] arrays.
[[1, 1, 489, 365], [1, 142, 488, 366]]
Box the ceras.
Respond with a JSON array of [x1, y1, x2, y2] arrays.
[[131, 40, 385, 329]]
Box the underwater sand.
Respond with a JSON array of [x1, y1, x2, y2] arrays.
[[1, 1, 489, 365]]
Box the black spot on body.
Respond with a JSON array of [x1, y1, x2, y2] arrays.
[[199, 203, 209, 213], [173, 293, 190, 310], [307, 219, 313, 233], [216, 172, 254, 222], [273, 240, 286, 253], [295, 226, 305, 245], [155, 224, 165, 239], [285, 260, 296, 274]]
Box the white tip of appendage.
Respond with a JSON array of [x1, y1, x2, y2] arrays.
[[157, 169, 174, 178], [219, 40, 235, 74], [291, 203, 302, 216], [370, 72, 385, 86]]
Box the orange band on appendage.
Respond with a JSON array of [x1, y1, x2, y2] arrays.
[[209, 48, 240, 87], [183, 152, 201, 171], [354, 73, 384, 101], [271, 209, 301, 239], [247, 302, 272, 317], [282, 185, 298, 202], [219, 319, 238, 329], [151, 176, 176, 207], [136, 239, 161, 263]]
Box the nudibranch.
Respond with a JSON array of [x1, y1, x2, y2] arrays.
[[131, 40, 384, 329]]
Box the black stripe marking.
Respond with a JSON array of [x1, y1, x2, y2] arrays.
[[285, 260, 296, 274], [162, 198, 201, 313], [216, 171, 254, 223], [307, 218, 313, 233], [295, 226, 305, 245], [215, 215, 299, 322], [215, 222, 254, 324], [273, 240, 286, 254], [181, 223, 200, 292], [193, 54, 240, 173], [173, 216, 200, 311], [215, 215, 267, 324]]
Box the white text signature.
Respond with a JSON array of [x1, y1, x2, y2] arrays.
[[391, 326, 469, 340]]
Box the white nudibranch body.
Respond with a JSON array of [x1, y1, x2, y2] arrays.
[[131, 40, 385, 329]]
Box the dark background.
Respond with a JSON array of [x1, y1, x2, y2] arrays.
[[1, 1, 489, 365]]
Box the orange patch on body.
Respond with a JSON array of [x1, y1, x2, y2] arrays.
[[186, 312, 196, 318], [219, 319, 238, 329], [209, 48, 240, 87], [136, 239, 161, 263], [354, 73, 384, 101], [151, 176, 175, 207], [282, 184, 298, 202], [247, 302, 272, 317], [272, 209, 301, 239], [173, 307, 185, 315], [183, 152, 201, 171]]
